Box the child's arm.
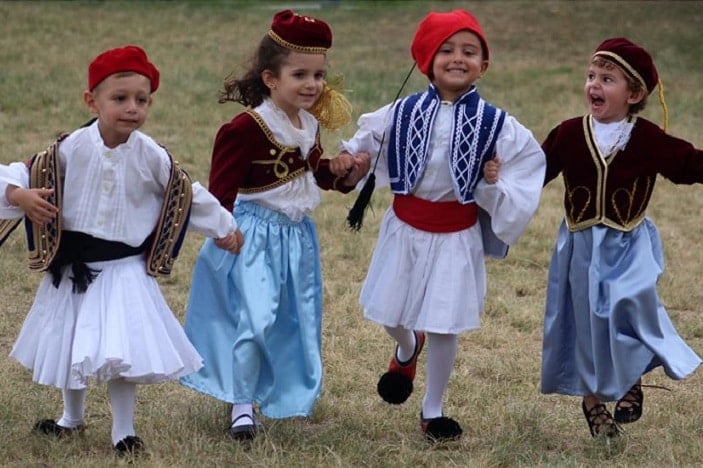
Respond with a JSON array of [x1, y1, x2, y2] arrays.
[[473, 117, 546, 246], [5, 185, 58, 226], [329, 151, 371, 185], [214, 228, 244, 254], [340, 151, 371, 187]]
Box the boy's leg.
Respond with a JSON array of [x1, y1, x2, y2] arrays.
[[420, 332, 462, 441], [107, 378, 137, 445], [59, 388, 87, 428]]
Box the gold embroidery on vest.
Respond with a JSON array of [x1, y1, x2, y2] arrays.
[[611, 176, 651, 228], [565, 180, 591, 224]]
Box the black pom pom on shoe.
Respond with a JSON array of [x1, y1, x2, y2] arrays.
[[421, 415, 463, 442], [377, 371, 413, 404], [114, 435, 144, 457]]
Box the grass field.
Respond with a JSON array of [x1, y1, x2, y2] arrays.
[[1, 1, 703, 466]]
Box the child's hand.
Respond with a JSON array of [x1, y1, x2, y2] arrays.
[[215, 229, 244, 254], [329, 152, 355, 177], [7, 186, 58, 226], [483, 156, 501, 185], [342, 152, 371, 187]]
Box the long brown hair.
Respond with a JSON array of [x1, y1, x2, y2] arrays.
[[219, 35, 291, 107]]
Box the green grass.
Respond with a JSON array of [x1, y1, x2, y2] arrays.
[[1, 1, 703, 466]]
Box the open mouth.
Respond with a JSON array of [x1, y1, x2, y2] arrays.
[[590, 95, 605, 107]]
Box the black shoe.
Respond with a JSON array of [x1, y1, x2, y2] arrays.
[[114, 435, 144, 456], [614, 383, 643, 424], [33, 419, 84, 438], [228, 414, 258, 441], [420, 412, 463, 442], [581, 400, 620, 438]]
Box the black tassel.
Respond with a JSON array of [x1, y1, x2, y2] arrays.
[[346, 173, 375, 231], [345, 63, 416, 232]]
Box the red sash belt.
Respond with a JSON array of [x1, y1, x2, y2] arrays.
[[392, 194, 478, 233]]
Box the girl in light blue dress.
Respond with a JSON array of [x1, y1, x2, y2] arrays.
[[180, 10, 368, 441]]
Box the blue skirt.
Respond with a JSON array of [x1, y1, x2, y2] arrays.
[[540, 219, 701, 401], [180, 201, 323, 418]]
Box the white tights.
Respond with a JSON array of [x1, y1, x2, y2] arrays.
[[57, 379, 137, 445], [383, 326, 458, 419]]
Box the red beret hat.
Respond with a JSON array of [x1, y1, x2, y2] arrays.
[[411, 9, 489, 77], [593, 37, 658, 94], [88, 45, 160, 92], [268, 9, 332, 54]]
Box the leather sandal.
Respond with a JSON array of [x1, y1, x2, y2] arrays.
[[377, 331, 426, 404], [581, 400, 620, 438], [614, 383, 643, 424]]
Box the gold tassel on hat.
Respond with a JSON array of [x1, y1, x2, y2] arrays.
[[308, 75, 352, 131], [657, 78, 669, 132]]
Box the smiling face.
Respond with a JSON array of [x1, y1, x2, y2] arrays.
[[84, 72, 152, 148], [430, 30, 488, 102], [584, 60, 645, 123], [263, 51, 327, 124]]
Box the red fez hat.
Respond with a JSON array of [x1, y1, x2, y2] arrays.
[[593, 37, 658, 94], [268, 10, 332, 54], [88, 45, 160, 92], [411, 9, 489, 77]]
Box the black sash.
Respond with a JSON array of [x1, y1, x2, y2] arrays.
[[48, 231, 152, 293]]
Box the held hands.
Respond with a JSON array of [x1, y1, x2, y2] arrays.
[[483, 156, 501, 185], [6, 186, 58, 226], [330, 151, 372, 187], [215, 228, 244, 254]]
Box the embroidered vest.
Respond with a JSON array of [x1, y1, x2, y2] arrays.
[[387, 85, 505, 203], [0, 135, 192, 277]]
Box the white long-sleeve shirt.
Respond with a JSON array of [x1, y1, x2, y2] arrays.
[[341, 100, 546, 245], [0, 121, 235, 246]]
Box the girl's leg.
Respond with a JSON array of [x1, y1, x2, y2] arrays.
[[582, 394, 619, 438], [107, 378, 137, 445], [421, 332, 458, 419], [229, 403, 257, 441], [231, 403, 254, 427]]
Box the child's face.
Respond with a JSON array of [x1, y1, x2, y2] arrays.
[[431, 30, 488, 102], [263, 52, 327, 123], [584, 62, 644, 123], [83, 73, 152, 148]]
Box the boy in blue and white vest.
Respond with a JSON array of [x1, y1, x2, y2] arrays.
[[338, 9, 545, 441]]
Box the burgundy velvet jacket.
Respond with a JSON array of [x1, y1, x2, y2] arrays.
[[208, 110, 352, 212], [543, 115, 703, 231]]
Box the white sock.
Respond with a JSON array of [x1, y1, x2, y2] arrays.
[[58, 388, 86, 428], [384, 325, 416, 363], [231, 403, 254, 427], [107, 379, 137, 445], [422, 333, 458, 419]]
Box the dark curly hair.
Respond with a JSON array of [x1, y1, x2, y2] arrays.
[[219, 35, 291, 107]]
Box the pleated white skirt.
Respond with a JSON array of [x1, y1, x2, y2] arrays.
[[10, 255, 203, 389], [360, 208, 487, 334]]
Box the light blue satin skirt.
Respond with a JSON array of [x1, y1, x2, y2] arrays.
[[541, 219, 701, 401], [181, 201, 323, 418]]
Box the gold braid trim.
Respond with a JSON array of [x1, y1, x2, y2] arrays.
[[145, 152, 193, 277], [28, 135, 68, 271], [267, 30, 328, 55]]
